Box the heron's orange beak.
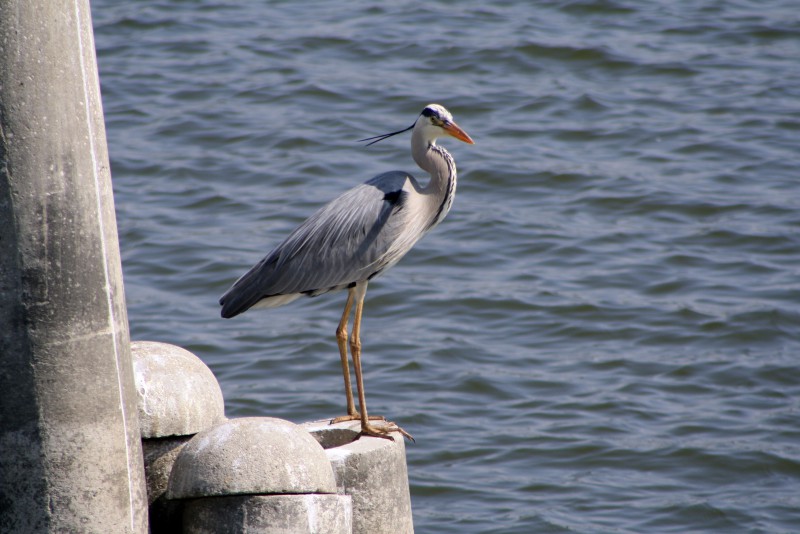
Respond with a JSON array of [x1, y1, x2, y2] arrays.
[[444, 121, 475, 144]]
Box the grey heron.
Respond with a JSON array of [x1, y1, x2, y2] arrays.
[[219, 104, 474, 440]]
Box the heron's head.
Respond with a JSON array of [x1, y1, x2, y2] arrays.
[[360, 104, 474, 147], [417, 104, 474, 145]]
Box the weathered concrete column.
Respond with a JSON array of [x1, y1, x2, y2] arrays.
[[0, 1, 148, 532]]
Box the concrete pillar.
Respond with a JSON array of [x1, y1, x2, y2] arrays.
[[167, 417, 352, 534], [131, 341, 226, 533], [305, 420, 414, 534], [0, 1, 148, 532]]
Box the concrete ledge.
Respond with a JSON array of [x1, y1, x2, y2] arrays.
[[167, 417, 337, 499], [183, 494, 352, 534]]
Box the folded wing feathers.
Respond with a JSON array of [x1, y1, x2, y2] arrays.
[[220, 172, 418, 317]]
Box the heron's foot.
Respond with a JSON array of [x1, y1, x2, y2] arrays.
[[330, 413, 385, 424], [360, 421, 415, 443]]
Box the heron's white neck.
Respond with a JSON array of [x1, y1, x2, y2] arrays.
[[411, 133, 457, 230]]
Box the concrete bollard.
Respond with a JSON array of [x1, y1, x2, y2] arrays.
[[304, 420, 415, 534], [132, 341, 226, 439], [0, 1, 148, 531], [131, 341, 226, 534], [167, 417, 352, 534]]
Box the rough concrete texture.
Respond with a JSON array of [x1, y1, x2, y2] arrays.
[[131, 341, 225, 438], [143, 435, 191, 505], [167, 417, 338, 499], [142, 436, 190, 533], [0, 1, 148, 532], [304, 419, 414, 534], [182, 494, 352, 534]]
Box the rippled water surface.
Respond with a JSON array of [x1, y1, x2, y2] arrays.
[[92, 1, 800, 531]]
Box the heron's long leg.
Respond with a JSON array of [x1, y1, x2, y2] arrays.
[[331, 287, 384, 424], [349, 282, 371, 429], [335, 287, 357, 417], [350, 282, 413, 441]]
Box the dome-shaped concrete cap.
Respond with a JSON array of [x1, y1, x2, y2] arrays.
[[132, 341, 225, 438], [166, 417, 337, 499]]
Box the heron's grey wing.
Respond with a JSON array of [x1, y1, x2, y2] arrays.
[[271, 175, 411, 291], [220, 172, 413, 317]]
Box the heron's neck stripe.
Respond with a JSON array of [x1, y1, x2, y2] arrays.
[[428, 145, 457, 230]]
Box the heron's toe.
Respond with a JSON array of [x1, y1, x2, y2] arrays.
[[360, 421, 414, 443], [330, 413, 385, 424]]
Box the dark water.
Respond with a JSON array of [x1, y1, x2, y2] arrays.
[[92, 1, 800, 532]]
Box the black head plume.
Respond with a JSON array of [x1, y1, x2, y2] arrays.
[[359, 123, 415, 147]]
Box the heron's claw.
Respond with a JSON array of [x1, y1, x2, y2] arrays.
[[359, 421, 415, 443]]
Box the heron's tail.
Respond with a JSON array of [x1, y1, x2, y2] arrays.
[[219, 263, 302, 318], [219, 288, 253, 318]]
